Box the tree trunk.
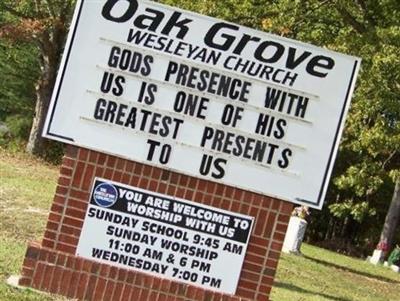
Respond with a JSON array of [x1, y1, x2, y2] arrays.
[[26, 53, 58, 155], [378, 179, 400, 251], [26, 21, 67, 157]]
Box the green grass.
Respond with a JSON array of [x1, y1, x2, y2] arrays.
[[0, 149, 64, 301], [1, 149, 400, 301], [271, 244, 400, 301]]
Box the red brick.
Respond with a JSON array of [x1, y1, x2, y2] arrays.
[[49, 266, 63, 294], [42, 239, 55, 249], [255, 209, 268, 236], [66, 271, 80, 298], [251, 236, 269, 247], [82, 164, 95, 190], [268, 250, 281, 260], [22, 257, 36, 270], [60, 225, 81, 236], [221, 199, 231, 210], [195, 288, 205, 300], [63, 216, 83, 228], [95, 166, 105, 177], [117, 269, 127, 282], [48, 212, 61, 223], [70, 189, 89, 200], [56, 253, 67, 266], [122, 173, 130, 184], [46, 220, 59, 231], [167, 185, 176, 195], [40, 265, 54, 292], [88, 150, 98, 163], [67, 199, 87, 210], [206, 182, 216, 194], [241, 270, 260, 282], [185, 286, 197, 299], [82, 260, 92, 273], [74, 257, 84, 271], [21, 267, 34, 278], [47, 252, 56, 264], [93, 277, 107, 300], [261, 275, 274, 286], [53, 194, 66, 205], [109, 266, 118, 278], [62, 157, 75, 168], [185, 189, 194, 200], [59, 269, 73, 296], [126, 270, 136, 283], [100, 264, 110, 277], [116, 158, 126, 170], [104, 168, 113, 179], [273, 232, 285, 243], [275, 222, 289, 233], [256, 293, 269, 301], [158, 182, 167, 193], [246, 253, 265, 265], [224, 187, 234, 198], [97, 153, 107, 165], [242, 262, 263, 274], [231, 201, 240, 212], [280, 201, 294, 214], [103, 281, 116, 300], [44, 230, 56, 241], [72, 162, 85, 187], [277, 213, 290, 224], [76, 273, 89, 300], [239, 279, 258, 291], [130, 287, 141, 300], [65, 207, 85, 220], [271, 241, 283, 251], [121, 285, 132, 301], [58, 176, 71, 187], [125, 161, 135, 173], [55, 185, 69, 196], [55, 242, 76, 254], [112, 282, 124, 301], [78, 148, 89, 161], [66, 256, 75, 269], [107, 156, 117, 168], [264, 212, 277, 237], [143, 165, 152, 176], [32, 263, 45, 290], [18, 277, 32, 287], [236, 287, 256, 299], [38, 249, 48, 261], [271, 199, 280, 211], [91, 262, 101, 274], [113, 170, 123, 182]]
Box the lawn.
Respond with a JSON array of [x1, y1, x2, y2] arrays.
[[1, 149, 399, 301]]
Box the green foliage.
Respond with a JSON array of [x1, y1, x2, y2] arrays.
[[0, 38, 39, 150]]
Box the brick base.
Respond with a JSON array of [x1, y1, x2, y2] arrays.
[[19, 146, 292, 300]]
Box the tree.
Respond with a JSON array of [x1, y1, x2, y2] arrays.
[[0, 39, 39, 146], [242, 0, 400, 254], [0, 0, 75, 157], [378, 179, 400, 253]]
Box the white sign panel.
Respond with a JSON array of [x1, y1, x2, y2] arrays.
[[44, 0, 360, 209], [76, 178, 254, 294]]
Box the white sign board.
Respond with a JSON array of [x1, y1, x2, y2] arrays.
[[44, 0, 360, 209], [77, 178, 254, 294]]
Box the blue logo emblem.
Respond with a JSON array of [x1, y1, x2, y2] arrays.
[[93, 183, 118, 208]]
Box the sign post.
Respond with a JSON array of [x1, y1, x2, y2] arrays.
[[18, 0, 360, 300]]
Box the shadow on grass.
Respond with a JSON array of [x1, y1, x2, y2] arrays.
[[273, 281, 352, 301], [303, 255, 400, 284]]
